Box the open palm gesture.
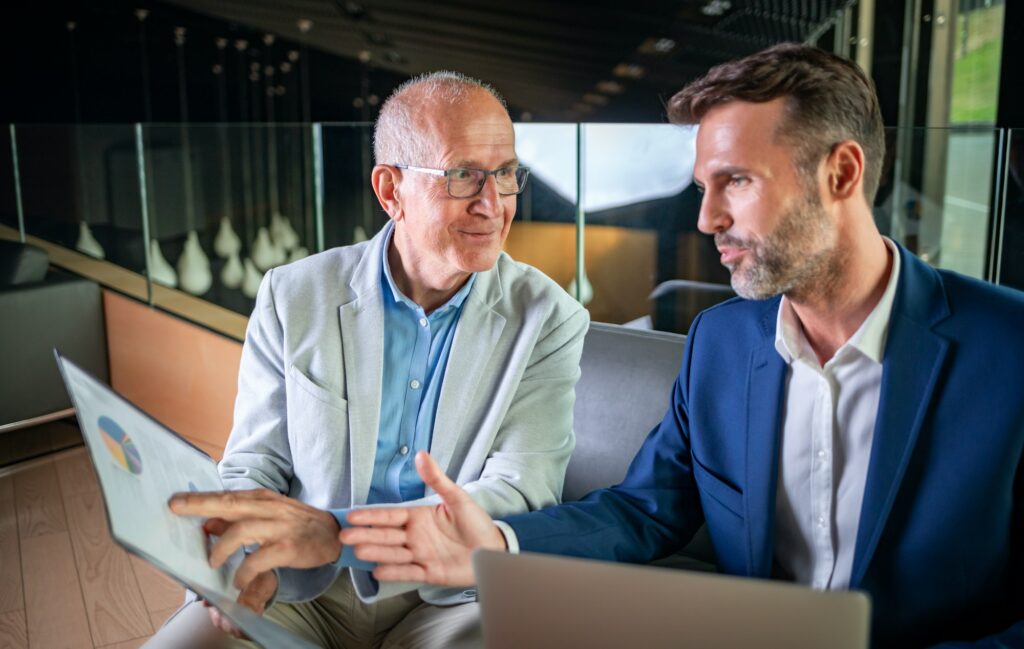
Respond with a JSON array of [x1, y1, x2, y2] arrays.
[[341, 451, 507, 586]]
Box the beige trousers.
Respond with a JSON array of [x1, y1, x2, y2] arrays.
[[144, 577, 483, 649]]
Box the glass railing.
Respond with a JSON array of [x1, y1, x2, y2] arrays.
[[1, 122, 1015, 337]]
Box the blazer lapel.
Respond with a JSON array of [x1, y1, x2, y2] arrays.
[[339, 227, 388, 506], [429, 265, 506, 479], [850, 246, 950, 587], [744, 300, 787, 578]]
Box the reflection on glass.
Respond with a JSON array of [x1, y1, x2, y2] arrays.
[[999, 129, 1024, 290], [876, 127, 999, 280], [1, 122, 1011, 336], [580, 123, 721, 333], [141, 124, 316, 315], [950, 1, 1004, 125]]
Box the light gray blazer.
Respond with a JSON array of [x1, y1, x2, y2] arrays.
[[219, 223, 588, 605]]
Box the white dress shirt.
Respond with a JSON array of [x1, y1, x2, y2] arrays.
[[772, 238, 900, 590]]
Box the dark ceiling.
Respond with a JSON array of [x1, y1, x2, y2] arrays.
[[162, 0, 858, 121]]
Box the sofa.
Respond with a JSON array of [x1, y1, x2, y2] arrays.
[[0, 239, 109, 431], [566, 321, 716, 571]]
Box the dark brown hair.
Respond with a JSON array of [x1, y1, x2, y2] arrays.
[[668, 43, 885, 204]]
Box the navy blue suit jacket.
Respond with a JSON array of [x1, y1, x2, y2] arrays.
[[507, 245, 1024, 647]]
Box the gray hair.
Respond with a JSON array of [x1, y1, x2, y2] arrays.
[[373, 70, 508, 166]]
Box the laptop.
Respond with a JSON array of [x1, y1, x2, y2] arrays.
[[473, 550, 871, 649], [55, 351, 319, 649]]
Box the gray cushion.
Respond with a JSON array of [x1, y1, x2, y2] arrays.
[[566, 323, 686, 501], [0, 271, 108, 427], [567, 321, 716, 569]]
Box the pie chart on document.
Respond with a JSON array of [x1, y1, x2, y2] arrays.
[[98, 415, 143, 475]]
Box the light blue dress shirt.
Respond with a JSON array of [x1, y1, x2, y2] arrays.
[[332, 227, 475, 569]]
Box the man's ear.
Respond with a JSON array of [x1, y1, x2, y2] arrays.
[[371, 165, 404, 221], [825, 140, 865, 201]]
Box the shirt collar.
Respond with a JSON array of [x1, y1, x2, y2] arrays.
[[380, 222, 476, 314], [774, 237, 901, 366]]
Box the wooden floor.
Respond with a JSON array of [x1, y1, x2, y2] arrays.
[[0, 445, 185, 649]]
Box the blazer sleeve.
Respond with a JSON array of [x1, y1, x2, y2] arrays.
[[503, 311, 708, 564], [218, 269, 294, 494], [216, 271, 343, 603], [350, 304, 591, 604]]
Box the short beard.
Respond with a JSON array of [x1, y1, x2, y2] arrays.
[[719, 189, 840, 301]]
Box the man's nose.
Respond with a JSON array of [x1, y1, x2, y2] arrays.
[[472, 174, 502, 211], [697, 190, 731, 235]]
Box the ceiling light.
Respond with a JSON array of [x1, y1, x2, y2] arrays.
[[612, 63, 646, 79], [595, 80, 625, 94], [702, 0, 732, 17], [654, 38, 676, 53], [582, 93, 609, 106], [638, 37, 676, 55]]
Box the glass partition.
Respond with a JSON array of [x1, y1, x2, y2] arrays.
[[998, 128, 1024, 291], [580, 123, 718, 333], [140, 123, 317, 316], [7, 124, 141, 266], [878, 126, 1002, 280], [320, 123, 382, 249], [507, 123, 579, 296], [0, 126, 17, 235], [2, 122, 1016, 337]]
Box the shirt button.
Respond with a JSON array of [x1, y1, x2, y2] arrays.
[[410, 379, 421, 389], [817, 450, 827, 459], [419, 317, 428, 327], [399, 445, 409, 456], [818, 516, 827, 528]]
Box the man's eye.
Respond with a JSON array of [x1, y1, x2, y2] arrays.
[[449, 168, 474, 181], [495, 167, 515, 178], [729, 176, 750, 187]]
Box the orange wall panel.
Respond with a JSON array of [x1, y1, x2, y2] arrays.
[[103, 291, 242, 460]]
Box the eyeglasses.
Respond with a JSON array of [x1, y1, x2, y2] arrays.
[[392, 164, 530, 198]]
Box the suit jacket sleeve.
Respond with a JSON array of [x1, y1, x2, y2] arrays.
[[503, 311, 708, 564], [350, 304, 591, 604]]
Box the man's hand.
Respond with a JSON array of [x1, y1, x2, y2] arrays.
[[168, 489, 342, 593], [340, 451, 507, 587], [205, 570, 277, 639]]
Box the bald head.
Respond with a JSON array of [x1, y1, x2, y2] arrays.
[[373, 71, 509, 167]]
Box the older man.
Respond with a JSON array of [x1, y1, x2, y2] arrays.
[[342, 45, 1024, 647], [150, 71, 587, 648]]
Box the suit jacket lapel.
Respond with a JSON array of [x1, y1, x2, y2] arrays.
[[850, 245, 950, 587], [339, 226, 388, 506], [745, 299, 787, 578], [429, 264, 506, 479]]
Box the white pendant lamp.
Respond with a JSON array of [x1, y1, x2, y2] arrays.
[[566, 268, 594, 306], [214, 215, 241, 257], [241, 257, 263, 298], [178, 230, 213, 295], [251, 226, 284, 271], [75, 222, 105, 259], [270, 211, 299, 251], [220, 250, 243, 289], [149, 240, 178, 288]]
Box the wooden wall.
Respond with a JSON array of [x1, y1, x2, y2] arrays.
[[103, 291, 241, 460]]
